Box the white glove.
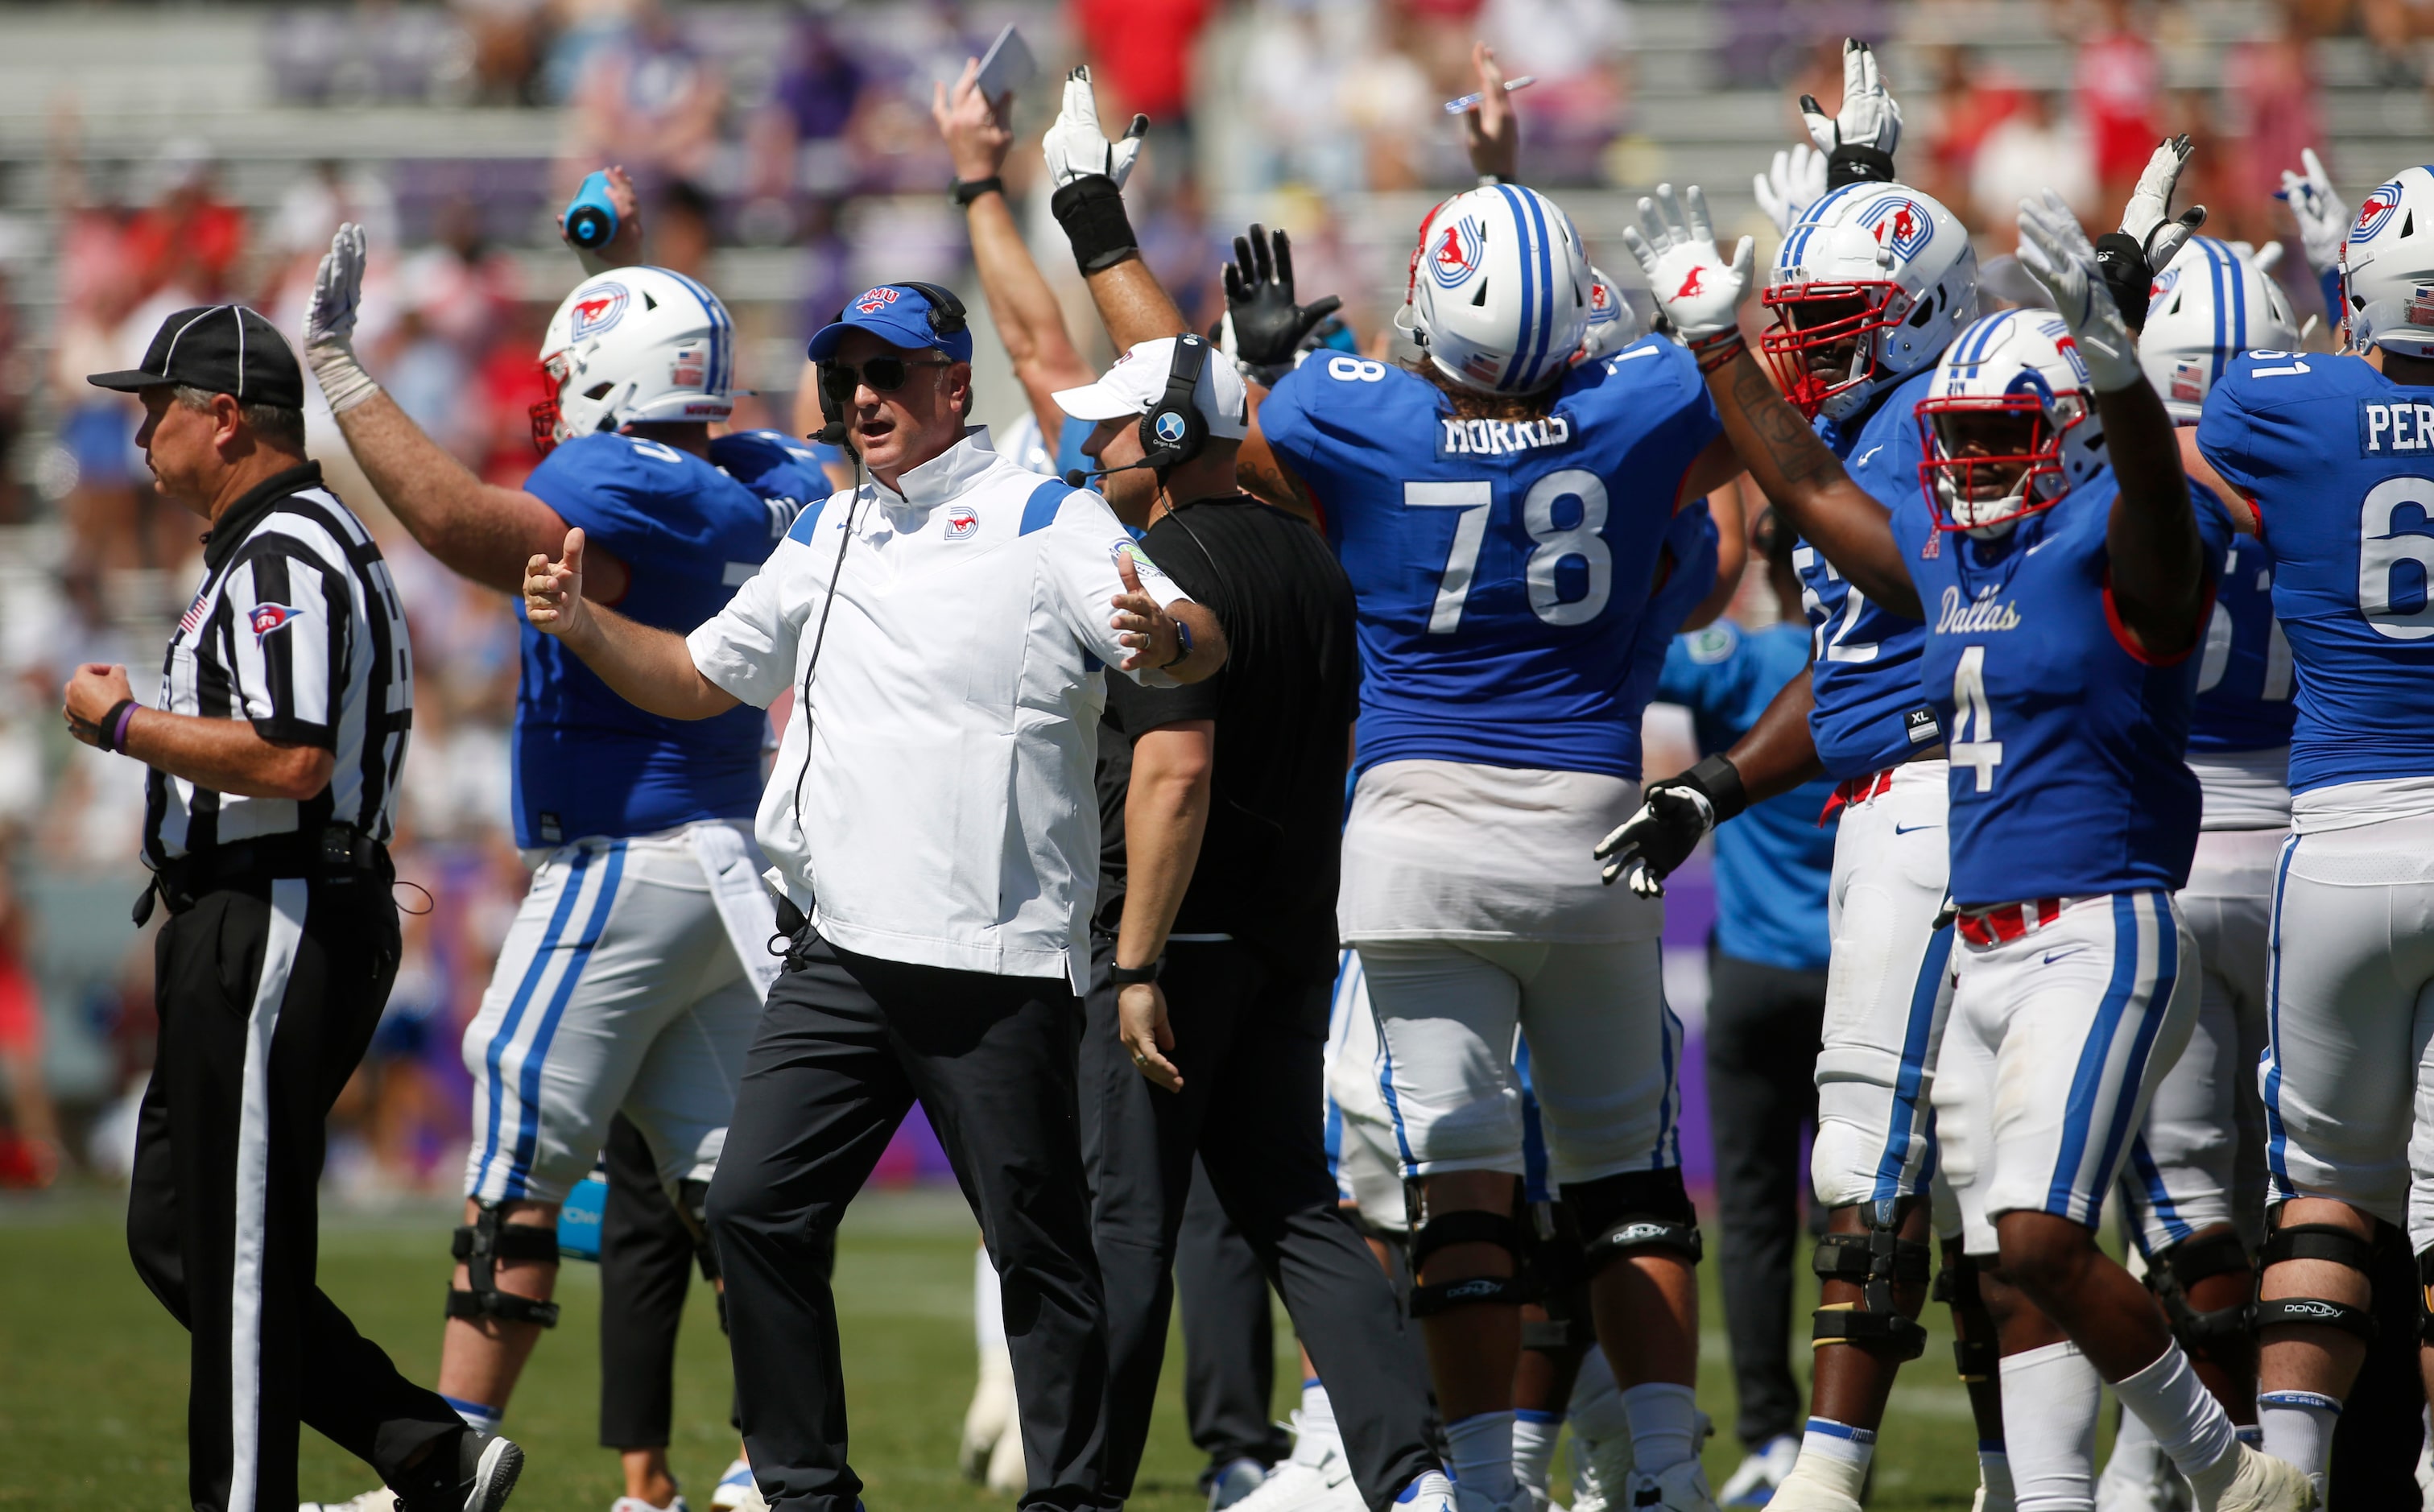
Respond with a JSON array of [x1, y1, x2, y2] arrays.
[[1619, 184, 1755, 353], [2018, 190, 2143, 392], [2121, 134, 2205, 271], [304, 223, 379, 415], [1042, 66, 1148, 190], [2278, 146, 2349, 279], [1800, 39, 1902, 161], [1753, 143, 1826, 237]]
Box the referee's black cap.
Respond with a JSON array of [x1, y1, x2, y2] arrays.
[[88, 304, 306, 409]]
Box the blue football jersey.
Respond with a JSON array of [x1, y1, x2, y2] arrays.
[[1258, 340, 1723, 781], [515, 432, 807, 849], [2188, 522, 2296, 754], [1891, 474, 2233, 907], [2198, 352, 2434, 791], [710, 428, 836, 520], [1796, 369, 1942, 781]]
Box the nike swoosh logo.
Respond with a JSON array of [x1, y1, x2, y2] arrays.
[[1853, 444, 1885, 468], [2042, 947, 2089, 965], [1891, 823, 1942, 835], [2027, 536, 2059, 556]]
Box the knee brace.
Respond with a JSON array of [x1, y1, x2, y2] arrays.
[[1812, 1220, 1931, 1361], [1520, 1200, 1596, 1352], [1406, 1207, 1531, 1318], [1933, 1254, 2000, 1382], [1564, 1168, 1704, 1274], [2252, 1222, 2378, 1343], [2148, 1229, 2255, 1368], [447, 1203, 562, 1328]]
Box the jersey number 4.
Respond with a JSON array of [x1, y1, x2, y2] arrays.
[[1406, 471, 1613, 633], [2358, 476, 2434, 640], [1949, 646, 2002, 793]]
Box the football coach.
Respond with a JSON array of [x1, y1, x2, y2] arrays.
[[65, 308, 519, 1512], [519, 281, 1227, 1511]]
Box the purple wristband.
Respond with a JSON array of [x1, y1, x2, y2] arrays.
[[107, 700, 139, 754]]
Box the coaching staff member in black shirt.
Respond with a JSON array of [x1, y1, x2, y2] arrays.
[[66, 308, 519, 1512], [1056, 336, 1449, 1511]]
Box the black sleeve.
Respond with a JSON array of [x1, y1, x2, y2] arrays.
[[219, 539, 349, 750], [1105, 663, 1222, 737]]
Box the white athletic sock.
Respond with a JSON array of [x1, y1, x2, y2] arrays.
[[442, 1394, 502, 1436], [1622, 1382, 1699, 1477], [2111, 1344, 2238, 1500], [1787, 1417, 1874, 1503], [1512, 1410, 1564, 1496], [973, 1244, 1006, 1354], [2256, 1389, 2341, 1498], [1444, 1410, 1518, 1503], [1568, 1350, 1628, 1443], [1998, 1342, 2101, 1512], [1296, 1379, 1343, 1465], [1978, 1444, 2015, 1510]]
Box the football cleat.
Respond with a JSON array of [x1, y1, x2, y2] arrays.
[[610, 1499, 690, 1512], [710, 1458, 766, 1512], [1755, 1472, 1860, 1512], [1717, 1436, 1802, 1506], [1207, 1456, 1271, 1510], [2196, 1444, 2315, 1512], [1625, 1459, 1721, 1512], [300, 1490, 399, 1512], [1564, 1423, 1634, 1512], [1396, 1469, 1461, 1512]]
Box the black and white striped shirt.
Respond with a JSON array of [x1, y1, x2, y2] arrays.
[[145, 461, 413, 862]]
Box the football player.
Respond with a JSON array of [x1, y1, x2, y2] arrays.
[[295, 188, 823, 1506], [2200, 164, 2434, 1503], [1626, 180, 2310, 1512]]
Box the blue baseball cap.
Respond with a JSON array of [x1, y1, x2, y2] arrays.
[[806, 283, 973, 364]]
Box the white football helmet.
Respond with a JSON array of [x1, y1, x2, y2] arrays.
[[2138, 237, 2301, 423], [1916, 308, 2105, 538], [1761, 181, 1978, 423], [1575, 265, 1654, 362], [532, 266, 736, 452], [2341, 164, 2434, 358], [1400, 184, 1595, 394]]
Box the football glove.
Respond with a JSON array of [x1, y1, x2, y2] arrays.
[[1043, 66, 1147, 190], [2277, 146, 2349, 279], [304, 222, 379, 415], [1753, 143, 1826, 238], [2018, 190, 2143, 393], [1224, 225, 1343, 377], [2121, 134, 2208, 271], [1597, 754, 1748, 898], [1800, 39, 1901, 187], [1620, 184, 1754, 362]]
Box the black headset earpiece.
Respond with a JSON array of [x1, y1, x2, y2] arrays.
[[895, 281, 969, 340], [1138, 334, 1210, 474]]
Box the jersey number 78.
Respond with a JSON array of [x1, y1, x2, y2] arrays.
[[1404, 472, 1615, 632]]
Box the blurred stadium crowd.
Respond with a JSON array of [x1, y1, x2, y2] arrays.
[[0, 0, 2414, 1198]]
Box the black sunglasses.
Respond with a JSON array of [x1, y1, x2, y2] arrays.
[[819, 356, 957, 399]]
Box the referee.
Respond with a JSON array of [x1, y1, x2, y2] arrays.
[[65, 307, 520, 1512]]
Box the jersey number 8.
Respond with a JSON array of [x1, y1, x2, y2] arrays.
[[1405, 472, 1614, 632]]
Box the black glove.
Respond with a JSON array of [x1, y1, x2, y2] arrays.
[[1050, 174, 1138, 275], [1594, 754, 1748, 898], [2091, 231, 2158, 333], [1223, 224, 1343, 378]]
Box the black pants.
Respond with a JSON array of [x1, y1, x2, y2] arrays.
[[127, 874, 464, 1512], [705, 932, 1109, 1512], [1703, 949, 1828, 1451], [600, 1112, 722, 1451], [1174, 1163, 1292, 1473], [1082, 938, 1436, 1511]]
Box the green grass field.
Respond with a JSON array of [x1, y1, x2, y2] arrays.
[[0, 1188, 2006, 1509]]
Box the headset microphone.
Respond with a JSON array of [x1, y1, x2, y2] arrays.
[[1063, 460, 1157, 489]]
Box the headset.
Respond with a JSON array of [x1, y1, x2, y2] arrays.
[[811, 283, 971, 445], [1065, 333, 1213, 489]]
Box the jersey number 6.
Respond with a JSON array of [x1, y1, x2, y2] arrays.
[[1404, 470, 1614, 634], [2358, 475, 2434, 641]]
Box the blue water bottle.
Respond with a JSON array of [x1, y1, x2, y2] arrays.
[[564, 171, 619, 252]]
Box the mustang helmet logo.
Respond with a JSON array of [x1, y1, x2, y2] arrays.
[[1429, 216, 1487, 290], [570, 283, 629, 339]]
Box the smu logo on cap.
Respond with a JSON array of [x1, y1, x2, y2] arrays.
[[1154, 411, 1188, 444], [572, 283, 629, 339], [2354, 183, 2405, 244], [248, 602, 305, 639], [855, 287, 902, 314], [1431, 216, 1487, 289]]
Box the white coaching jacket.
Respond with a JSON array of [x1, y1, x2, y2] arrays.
[[688, 428, 1191, 991]]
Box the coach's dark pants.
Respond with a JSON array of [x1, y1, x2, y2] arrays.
[[1082, 938, 1436, 1512], [1703, 948, 1828, 1452], [599, 1112, 724, 1450], [1173, 1164, 1294, 1476], [126, 874, 464, 1512], [706, 932, 1110, 1512]]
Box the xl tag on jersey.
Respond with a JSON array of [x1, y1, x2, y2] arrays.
[[1436, 414, 1575, 460], [2359, 399, 2434, 455], [1904, 704, 1943, 746]]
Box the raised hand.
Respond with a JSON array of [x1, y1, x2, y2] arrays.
[[933, 57, 1014, 183], [2018, 191, 2142, 391], [2122, 134, 2206, 269], [1043, 65, 1147, 189], [1753, 143, 1826, 237], [524, 527, 593, 640], [304, 223, 379, 414], [1800, 39, 1902, 164], [559, 164, 644, 267], [1223, 224, 1342, 373], [1619, 184, 1754, 357], [1459, 41, 1519, 184], [2278, 146, 2349, 279], [1110, 549, 1180, 671]]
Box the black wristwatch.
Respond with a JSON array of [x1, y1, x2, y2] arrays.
[[1159, 615, 1195, 670], [1109, 958, 1162, 988], [952, 176, 1004, 208]]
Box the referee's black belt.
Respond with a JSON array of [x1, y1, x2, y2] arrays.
[[137, 827, 393, 923]]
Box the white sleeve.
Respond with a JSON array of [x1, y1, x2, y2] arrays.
[[1039, 490, 1195, 684], [688, 526, 823, 708]]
